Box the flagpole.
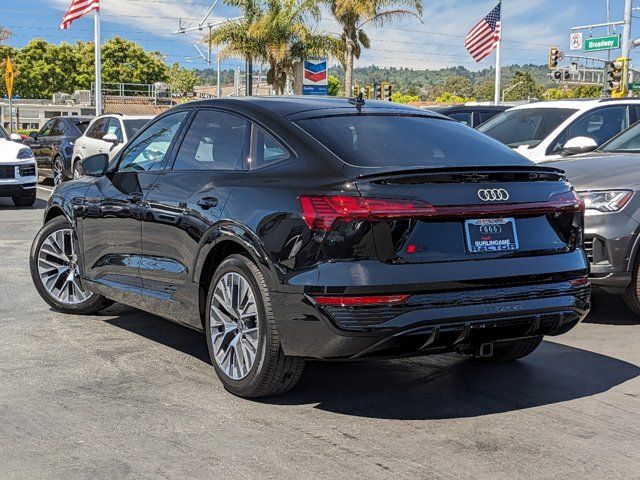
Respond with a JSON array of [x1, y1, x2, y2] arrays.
[[493, 2, 502, 105], [94, 9, 102, 115]]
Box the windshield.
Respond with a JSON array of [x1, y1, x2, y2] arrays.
[[601, 122, 640, 152], [124, 119, 150, 139], [0, 125, 8, 140], [296, 114, 532, 169], [478, 108, 577, 148]]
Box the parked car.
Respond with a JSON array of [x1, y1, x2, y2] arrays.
[[478, 99, 640, 162], [30, 97, 590, 398], [72, 114, 153, 176], [427, 104, 511, 128], [0, 125, 38, 206], [545, 121, 640, 318], [27, 116, 92, 185]]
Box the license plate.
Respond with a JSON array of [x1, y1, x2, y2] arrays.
[[464, 218, 519, 254]]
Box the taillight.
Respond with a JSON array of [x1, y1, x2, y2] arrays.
[[299, 195, 435, 231], [550, 190, 585, 213], [313, 294, 410, 306]]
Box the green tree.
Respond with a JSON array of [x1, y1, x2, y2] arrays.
[[327, 74, 341, 96], [435, 91, 473, 104], [322, 0, 423, 94], [167, 62, 200, 96], [503, 71, 544, 102], [473, 81, 494, 101], [101, 37, 168, 86], [390, 91, 418, 103], [442, 75, 474, 98]]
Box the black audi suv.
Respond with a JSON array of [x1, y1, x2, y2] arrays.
[[30, 97, 590, 398]]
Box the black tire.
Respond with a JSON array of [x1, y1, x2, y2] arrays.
[[474, 336, 543, 363], [205, 254, 304, 398], [12, 189, 36, 207], [623, 257, 640, 318], [30, 216, 113, 315]]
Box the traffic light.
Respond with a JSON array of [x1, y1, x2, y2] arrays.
[[605, 58, 628, 98], [548, 47, 560, 69], [364, 85, 372, 99], [382, 82, 392, 101], [352, 84, 361, 97], [374, 83, 382, 100]]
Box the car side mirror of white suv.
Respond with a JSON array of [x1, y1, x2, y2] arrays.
[[103, 133, 119, 144], [562, 136, 598, 156]]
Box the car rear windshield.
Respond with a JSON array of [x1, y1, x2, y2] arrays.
[[124, 119, 150, 139], [295, 114, 531, 168], [478, 108, 577, 148]]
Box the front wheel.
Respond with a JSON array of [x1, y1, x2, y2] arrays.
[[205, 254, 304, 398], [622, 257, 640, 318], [30, 216, 113, 314]]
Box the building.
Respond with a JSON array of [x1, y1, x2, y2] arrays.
[[0, 91, 95, 131]]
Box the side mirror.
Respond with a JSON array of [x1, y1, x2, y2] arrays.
[[29, 131, 38, 139], [562, 136, 598, 156], [103, 133, 119, 144], [9, 133, 23, 142], [77, 153, 109, 177]]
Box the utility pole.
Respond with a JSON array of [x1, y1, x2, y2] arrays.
[[622, 0, 633, 60]]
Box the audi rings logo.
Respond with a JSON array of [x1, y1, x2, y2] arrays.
[[479, 224, 502, 235], [478, 188, 510, 202]]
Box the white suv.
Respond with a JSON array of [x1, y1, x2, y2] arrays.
[[478, 99, 640, 162], [0, 126, 38, 207], [72, 114, 153, 175]]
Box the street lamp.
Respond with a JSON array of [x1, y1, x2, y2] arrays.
[[502, 81, 524, 103]]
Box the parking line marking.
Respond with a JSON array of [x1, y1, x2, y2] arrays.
[[37, 186, 54, 193]]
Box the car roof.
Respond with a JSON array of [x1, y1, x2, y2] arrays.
[[437, 105, 510, 113], [508, 98, 640, 111], [178, 96, 431, 120]]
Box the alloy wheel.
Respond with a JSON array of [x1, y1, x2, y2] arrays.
[[36, 228, 93, 304], [209, 272, 260, 380], [53, 160, 64, 186]]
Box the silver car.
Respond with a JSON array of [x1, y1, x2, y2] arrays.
[[548, 122, 640, 318]]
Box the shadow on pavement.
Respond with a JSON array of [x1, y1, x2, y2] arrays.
[[103, 306, 639, 421], [0, 197, 47, 210], [586, 289, 639, 326]]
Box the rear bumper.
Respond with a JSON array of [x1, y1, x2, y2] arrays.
[[272, 280, 590, 359]]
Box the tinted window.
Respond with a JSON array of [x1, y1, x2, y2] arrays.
[[478, 110, 502, 125], [0, 125, 8, 140], [296, 114, 531, 168], [550, 106, 628, 153], [173, 110, 248, 171], [251, 127, 289, 169], [123, 119, 149, 140], [39, 120, 55, 137], [73, 120, 90, 134], [601, 121, 640, 152], [49, 120, 66, 136], [87, 118, 108, 139], [118, 112, 188, 172], [447, 112, 472, 126], [478, 108, 576, 148]]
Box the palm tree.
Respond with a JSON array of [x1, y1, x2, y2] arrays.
[[323, 0, 423, 94], [208, 0, 336, 95]]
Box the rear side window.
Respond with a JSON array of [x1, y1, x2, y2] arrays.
[[296, 114, 531, 168], [447, 112, 472, 126], [173, 110, 249, 171], [250, 127, 289, 169]]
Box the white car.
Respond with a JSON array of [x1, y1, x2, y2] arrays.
[[0, 126, 38, 207], [478, 99, 640, 162], [72, 114, 153, 175]]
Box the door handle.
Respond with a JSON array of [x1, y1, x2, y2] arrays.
[[197, 197, 218, 210], [128, 192, 143, 204]]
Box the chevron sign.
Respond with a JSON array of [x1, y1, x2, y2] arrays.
[[302, 59, 328, 95]]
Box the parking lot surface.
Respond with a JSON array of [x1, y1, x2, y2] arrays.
[[1, 189, 639, 480]]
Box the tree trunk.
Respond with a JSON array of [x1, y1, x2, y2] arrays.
[[344, 44, 354, 96]]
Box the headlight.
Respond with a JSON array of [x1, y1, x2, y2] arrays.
[[580, 190, 633, 213], [17, 148, 34, 160]]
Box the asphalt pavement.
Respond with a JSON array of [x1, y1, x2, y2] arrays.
[[0, 186, 638, 480]]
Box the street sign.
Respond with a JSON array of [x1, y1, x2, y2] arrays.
[[629, 83, 640, 92], [584, 35, 620, 52], [302, 59, 328, 96], [4, 57, 14, 98], [570, 32, 583, 51]]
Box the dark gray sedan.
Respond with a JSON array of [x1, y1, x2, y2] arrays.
[[548, 124, 640, 318]]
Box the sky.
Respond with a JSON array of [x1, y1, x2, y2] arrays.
[[1, 0, 640, 72]]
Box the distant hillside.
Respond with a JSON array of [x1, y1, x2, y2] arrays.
[[329, 64, 554, 96]]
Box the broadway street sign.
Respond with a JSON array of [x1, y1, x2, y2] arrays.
[[584, 35, 620, 52]]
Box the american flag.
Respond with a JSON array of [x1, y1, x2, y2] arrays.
[[465, 2, 501, 62], [60, 0, 100, 30]]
